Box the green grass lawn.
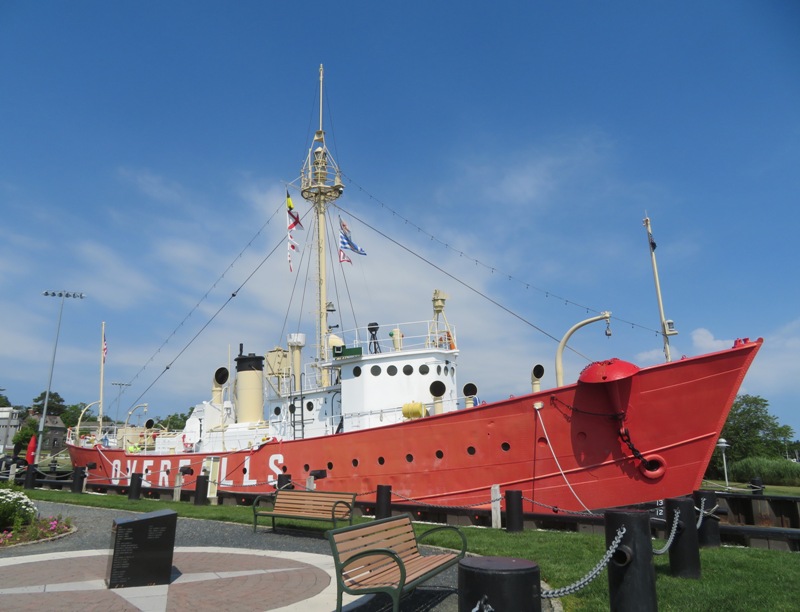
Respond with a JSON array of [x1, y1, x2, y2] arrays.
[[23, 488, 800, 611]]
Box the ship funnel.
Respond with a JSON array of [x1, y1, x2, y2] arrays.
[[531, 364, 545, 393], [287, 333, 306, 393], [212, 367, 229, 405], [463, 382, 478, 408], [430, 380, 446, 415], [234, 349, 265, 423]]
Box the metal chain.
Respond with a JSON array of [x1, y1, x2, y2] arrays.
[[695, 497, 705, 529], [391, 489, 504, 510], [653, 508, 680, 555], [521, 495, 597, 517], [618, 427, 652, 470], [541, 525, 627, 599]]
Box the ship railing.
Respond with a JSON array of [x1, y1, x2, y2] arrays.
[[333, 319, 457, 355]]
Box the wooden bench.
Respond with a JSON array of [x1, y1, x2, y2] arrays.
[[326, 513, 467, 612], [252, 489, 356, 532]]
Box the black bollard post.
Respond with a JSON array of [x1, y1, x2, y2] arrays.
[[605, 509, 657, 612], [666, 497, 701, 579], [749, 477, 764, 495], [71, 467, 86, 494], [276, 473, 293, 490], [194, 474, 209, 506], [505, 490, 523, 532], [692, 490, 720, 547], [128, 473, 143, 500], [23, 464, 38, 490], [376, 484, 392, 519]]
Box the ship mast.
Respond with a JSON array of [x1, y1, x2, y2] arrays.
[[300, 65, 344, 386], [644, 216, 678, 362]]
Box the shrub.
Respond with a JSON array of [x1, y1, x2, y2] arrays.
[[729, 456, 800, 487], [0, 488, 37, 530]]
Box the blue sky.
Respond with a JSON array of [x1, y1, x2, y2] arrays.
[[1, 2, 798, 440]]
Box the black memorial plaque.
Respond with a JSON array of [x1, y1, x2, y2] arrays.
[[106, 509, 178, 588]]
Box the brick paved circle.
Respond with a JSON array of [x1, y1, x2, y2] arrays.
[[0, 548, 341, 611]]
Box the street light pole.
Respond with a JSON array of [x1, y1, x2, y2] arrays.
[[36, 290, 85, 465], [717, 438, 731, 490]]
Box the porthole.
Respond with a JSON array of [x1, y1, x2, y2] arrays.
[[403, 365, 413, 375], [327, 462, 333, 470], [242, 466, 247, 475], [436, 450, 444, 459], [444, 366, 449, 376], [501, 442, 511, 452], [387, 365, 397, 376], [467, 446, 476, 455], [353, 366, 362, 377], [437, 365, 442, 375], [378, 456, 385, 465], [289, 404, 296, 414], [406, 454, 414, 463], [306, 401, 314, 411], [419, 364, 430, 375], [303, 464, 310, 471], [537, 437, 548, 447], [273, 406, 281, 416], [281, 465, 288, 473], [371, 365, 382, 376], [352, 459, 359, 467]]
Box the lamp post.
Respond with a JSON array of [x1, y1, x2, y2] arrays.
[[124, 404, 148, 430], [717, 438, 731, 489], [122, 403, 148, 451], [74, 400, 101, 444], [36, 290, 85, 465]]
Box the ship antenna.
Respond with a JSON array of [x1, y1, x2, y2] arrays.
[[300, 64, 345, 384], [643, 215, 678, 362]]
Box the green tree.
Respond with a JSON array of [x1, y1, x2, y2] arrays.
[[60, 403, 91, 429], [155, 412, 190, 431], [12, 416, 39, 447], [0, 392, 10, 407], [31, 391, 67, 417], [720, 395, 795, 463]]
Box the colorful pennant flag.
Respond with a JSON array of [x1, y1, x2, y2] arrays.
[[287, 191, 303, 272], [339, 217, 367, 256]]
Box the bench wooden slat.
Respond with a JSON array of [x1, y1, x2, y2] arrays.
[[253, 489, 356, 532], [326, 513, 467, 612]]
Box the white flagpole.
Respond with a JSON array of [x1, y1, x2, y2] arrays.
[[99, 321, 105, 435]]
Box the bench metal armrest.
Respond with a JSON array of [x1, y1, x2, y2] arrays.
[[329, 499, 354, 525], [339, 547, 407, 594], [416, 524, 467, 557]]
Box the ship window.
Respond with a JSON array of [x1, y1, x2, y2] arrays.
[[304, 464, 310, 471], [371, 365, 381, 376], [419, 364, 430, 375], [467, 446, 476, 455], [282, 465, 288, 473], [437, 365, 442, 375], [327, 462, 333, 470], [273, 406, 281, 416], [444, 366, 449, 376], [403, 365, 413, 375], [378, 456, 385, 465], [501, 442, 511, 452], [352, 459, 359, 467], [436, 450, 444, 459], [306, 401, 314, 411], [289, 404, 296, 414], [353, 366, 362, 377], [387, 365, 397, 376], [406, 454, 414, 463]]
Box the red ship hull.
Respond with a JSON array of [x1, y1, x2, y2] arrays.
[[68, 338, 761, 512]]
